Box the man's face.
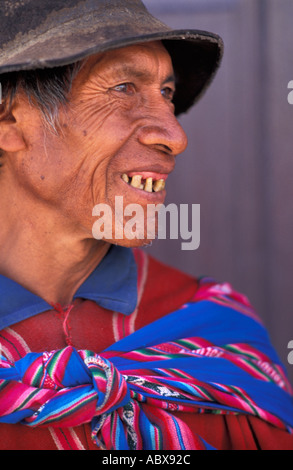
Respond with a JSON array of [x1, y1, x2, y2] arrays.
[[8, 41, 188, 246]]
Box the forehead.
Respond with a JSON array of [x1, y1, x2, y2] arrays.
[[80, 41, 174, 82]]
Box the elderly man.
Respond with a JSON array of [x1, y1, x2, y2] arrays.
[[0, 0, 292, 451]]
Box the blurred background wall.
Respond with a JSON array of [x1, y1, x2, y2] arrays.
[[142, 0, 293, 384]]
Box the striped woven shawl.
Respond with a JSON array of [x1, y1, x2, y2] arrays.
[[0, 284, 293, 450]]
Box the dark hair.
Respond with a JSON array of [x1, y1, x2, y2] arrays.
[[0, 61, 83, 132]]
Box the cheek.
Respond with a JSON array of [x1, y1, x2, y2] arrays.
[[63, 114, 136, 190], [43, 99, 140, 206], [16, 132, 92, 209], [14, 135, 63, 193], [70, 93, 137, 149]]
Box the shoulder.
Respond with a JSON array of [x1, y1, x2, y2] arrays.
[[133, 248, 256, 310], [132, 248, 258, 329]]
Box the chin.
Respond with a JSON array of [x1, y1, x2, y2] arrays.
[[104, 234, 156, 249], [92, 200, 160, 247]]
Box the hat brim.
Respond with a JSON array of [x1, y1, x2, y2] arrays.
[[0, 2, 223, 115], [0, 30, 223, 116]]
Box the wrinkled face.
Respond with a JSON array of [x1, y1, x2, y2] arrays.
[[10, 41, 188, 245]]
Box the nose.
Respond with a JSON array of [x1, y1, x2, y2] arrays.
[[137, 107, 188, 156]]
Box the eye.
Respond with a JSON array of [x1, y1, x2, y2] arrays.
[[161, 86, 175, 102], [112, 83, 135, 95]]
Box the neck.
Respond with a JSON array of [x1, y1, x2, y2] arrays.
[[0, 197, 110, 306]]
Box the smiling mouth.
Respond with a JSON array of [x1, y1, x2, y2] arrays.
[[121, 173, 166, 193]]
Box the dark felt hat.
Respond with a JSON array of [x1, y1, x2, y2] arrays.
[[0, 0, 223, 115]]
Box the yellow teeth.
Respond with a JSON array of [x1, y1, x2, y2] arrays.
[[130, 175, 142, 188], [121, 173, 129, 183], [144, 177, 153, 193], [153, 179, 165, 192], [121, 174, 166, 193]]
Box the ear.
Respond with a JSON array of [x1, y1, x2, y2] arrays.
[[0, 106, 26, 153]]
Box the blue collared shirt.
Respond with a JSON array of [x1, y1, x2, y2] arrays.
[[0, 245, 138, 330]]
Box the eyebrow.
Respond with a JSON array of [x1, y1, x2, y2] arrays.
[[108, 64, 175, 85]]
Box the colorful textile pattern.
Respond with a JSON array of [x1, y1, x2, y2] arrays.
[[0, 280, 292, 450]]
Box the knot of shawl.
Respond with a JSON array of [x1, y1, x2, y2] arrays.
[[17, 347, 130, 427], [82, 351, 130, 415]]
